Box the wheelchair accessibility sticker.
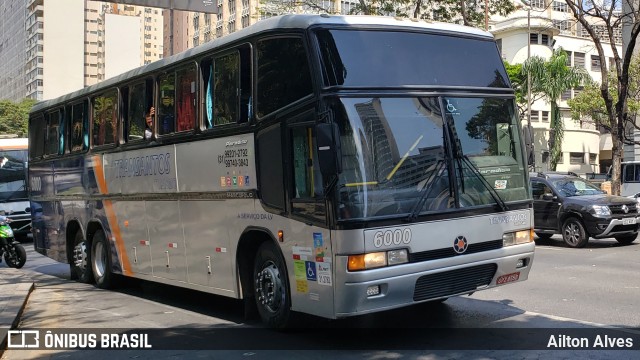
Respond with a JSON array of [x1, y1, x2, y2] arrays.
[[305, 261, 316, 281]]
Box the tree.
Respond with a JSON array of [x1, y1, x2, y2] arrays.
[[568, 56, 640, 134], [564, 0, 640, 195], [0, 99, 36, 137], [522, 48, 590, 171], [260, 0, 516, 27]]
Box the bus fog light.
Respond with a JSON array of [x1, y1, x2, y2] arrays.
[[366, 285, 380, 297], [387, 249, 408, 265]]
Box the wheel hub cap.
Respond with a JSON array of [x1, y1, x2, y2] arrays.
[[73, 243, 87, 269], [255, 262, 283, 313]]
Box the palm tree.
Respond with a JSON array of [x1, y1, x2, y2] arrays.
[[522, 48, 590, 170]]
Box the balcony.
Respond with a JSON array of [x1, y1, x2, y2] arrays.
[[204, 25, 211, 34]]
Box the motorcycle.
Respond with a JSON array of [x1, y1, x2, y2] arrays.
[[0, 216, 26, 269]]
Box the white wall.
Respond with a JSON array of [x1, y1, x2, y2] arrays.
[[42, 0, 85, 100], [105, 14, 142, 81]]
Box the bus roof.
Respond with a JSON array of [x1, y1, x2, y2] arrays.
[[31, 14, 494, 114], [0, 138, 28, 151]]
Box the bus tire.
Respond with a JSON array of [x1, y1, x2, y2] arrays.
[[71, 231, 93, 283], [253, 241, 293, 329], [91, 230, 115, 289]]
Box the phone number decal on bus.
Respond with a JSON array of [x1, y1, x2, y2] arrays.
[[217, 149, 249, 168]]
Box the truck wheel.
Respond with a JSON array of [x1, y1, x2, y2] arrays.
[[71, 231, 93, 283], [614, 233, 637, 245], [91, 230, 115, 289], [253, 241, 293, 329], [562, 218, 589, 248]]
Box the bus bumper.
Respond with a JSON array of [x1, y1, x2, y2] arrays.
[[333, 242, 535, 318]]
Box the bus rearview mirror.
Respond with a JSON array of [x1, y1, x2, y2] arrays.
[[316, 123, 342, 176]]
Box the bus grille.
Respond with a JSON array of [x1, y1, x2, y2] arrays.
[[409, 240, 503, 263], [413, 263, 497, 301]]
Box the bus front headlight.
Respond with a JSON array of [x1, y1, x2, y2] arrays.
[[503, 230, 532, 246], [348, 249, 409, 271]]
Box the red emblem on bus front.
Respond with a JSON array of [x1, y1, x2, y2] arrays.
[[453, 235, 468, 254]]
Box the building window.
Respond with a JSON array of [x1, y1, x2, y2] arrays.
[[553, 1, 568, 12], [570, 152, 584, 164], [574, 86, 584, 97], [589, 153, 598, 164], [561, 89, 572, 101], [542, 151, 549, 164], [531, 0, 544, 9], [557, 152, 564, 164], [574, 52, 585, 68], [541, 34, 549, 45], [591, 55, 602, 71], [531, 111, 539, 122], [541, 111, 549, 122], [530, 33, 538, 44], [565, 51, 572, 66]]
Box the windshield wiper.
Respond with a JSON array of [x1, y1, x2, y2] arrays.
[[406, 159, 446, 221], [459, 155, 508, 212]]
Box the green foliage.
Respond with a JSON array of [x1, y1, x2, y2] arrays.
[[522, 48, 590, 170], [0, 99, 36, 138], [503, 61, 526, 114], [260, 0, 516, 27], [569, 56, 640, 131]]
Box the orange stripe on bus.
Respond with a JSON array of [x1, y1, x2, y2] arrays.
[[93, 155, 132, 276]]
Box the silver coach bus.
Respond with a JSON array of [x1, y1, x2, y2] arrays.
[[28, 15, 534, 328]]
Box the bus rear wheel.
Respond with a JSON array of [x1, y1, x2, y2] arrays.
[[91, 230, 115, 289], [71, 231, 93, 283], [253, 241, 293, 329]]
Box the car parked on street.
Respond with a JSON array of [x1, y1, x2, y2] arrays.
[[530, 172, 639, 248]]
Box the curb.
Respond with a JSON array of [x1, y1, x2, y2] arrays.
[[0, 282, 35, 356]]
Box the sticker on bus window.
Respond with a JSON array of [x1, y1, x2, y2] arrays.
[[494, 180, 507, 190]]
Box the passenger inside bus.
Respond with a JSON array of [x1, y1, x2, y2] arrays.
[[144, 106, 155, 140]]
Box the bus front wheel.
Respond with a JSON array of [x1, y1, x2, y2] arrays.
[[253, 241, 293, 329]]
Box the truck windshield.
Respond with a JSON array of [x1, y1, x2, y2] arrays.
[[334, 96, 529, 220], [0, 150, 28, 202]]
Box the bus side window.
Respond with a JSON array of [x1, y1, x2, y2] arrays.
[[70, 102, 87, 152], [158, 72, 176, 135], [45, 110, 60, 156], [127, 80, 153, 142], [256, 37, 313, 118], [213, 52, 239, 126], [291, 126, 323, 199], [92, 90, 118, 147], [176, 65, 196, 132], [29, 115, 45, 159]]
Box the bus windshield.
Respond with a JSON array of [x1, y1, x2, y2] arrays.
[[316, 29, 509, 88], [335, 96, 529, 220], [0, 149, 28, 202]]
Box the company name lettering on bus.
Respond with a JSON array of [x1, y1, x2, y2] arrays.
[[112, 153, 172, 179], [490, 213, 528, 226], [373, 228, 412, 248], [225, 139, 248, 147], [237, 213, 274, 220]]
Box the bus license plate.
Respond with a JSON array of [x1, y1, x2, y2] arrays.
[[623, 218, 636, 225], [496, 272, 520, 285]]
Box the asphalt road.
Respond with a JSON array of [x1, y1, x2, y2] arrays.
[[2, 236, 639, 359]]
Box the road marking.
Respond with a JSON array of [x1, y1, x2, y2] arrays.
[[521, 310, 640, 335], [535, 246, 566, 251]]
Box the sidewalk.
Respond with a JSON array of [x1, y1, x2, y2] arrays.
[[0, 267, 35, 354]]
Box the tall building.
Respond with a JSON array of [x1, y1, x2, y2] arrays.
[[163, 0, 259, 57], [490, 0, 622, 174], [1, 0, 164, 102], [0, 1, 27, 101]]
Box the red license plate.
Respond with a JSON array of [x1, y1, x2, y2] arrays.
[[496, 272, 520, 285]]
